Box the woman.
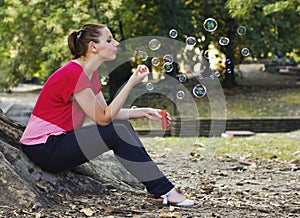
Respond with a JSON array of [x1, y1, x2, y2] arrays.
[[20, 24, 198, 206]]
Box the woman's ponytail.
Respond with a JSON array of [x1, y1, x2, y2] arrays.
[[67, 24, 106, 59]]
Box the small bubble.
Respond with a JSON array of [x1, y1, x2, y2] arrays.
[[186, 36, 196, 46], [219, 37, 230, 46], [178, 75, 187, 82], [198, 74, 203, 80], [226, 68, 232, 73], [241, 48, 250, 56], [151, 57, 160, 66], [226, 58, 231, 65], [135, 50, 148, 62], [146, 82, 154, 91], [193, 84, 207, 99], [163, 54, 174, 64], [148, 38, 161, 51], [169, 29, 178, 38], [203, 50, 209, 59], [176, 90, 185, 99], [203, 18, 218, 32], [237, 26, 247, 35], [163, 62, 173, 73], [215, 71, 221, 77], [209, 74, 215, 80]]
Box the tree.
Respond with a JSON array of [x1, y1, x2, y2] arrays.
[[0, 0, 299, 91], [0, 0, 115, 91], [226, 0, 300, 60], [0, 111, 143, 207]]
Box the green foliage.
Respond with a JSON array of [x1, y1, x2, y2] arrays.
[[0, 0, 299, 90], [263, 0, 300, 15], [226, 0, 300, 59]]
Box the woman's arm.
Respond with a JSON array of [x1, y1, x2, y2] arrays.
[[114, 108, 163, 121], [74, 65, 149, 126]]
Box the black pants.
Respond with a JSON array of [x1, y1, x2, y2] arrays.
[[21, 120, 174, 198]]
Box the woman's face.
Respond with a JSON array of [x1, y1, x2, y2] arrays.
[[94, 27, 119, 61]]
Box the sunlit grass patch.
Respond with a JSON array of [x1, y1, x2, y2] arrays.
[[141, 130, 300, 161]]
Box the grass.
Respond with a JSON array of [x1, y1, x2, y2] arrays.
[[141, 130, 300, 161], [224, 87, 300, 118], [130, 65, 300, 129]]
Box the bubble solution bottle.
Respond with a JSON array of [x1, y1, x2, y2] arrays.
[[160, 110, 168, 130]]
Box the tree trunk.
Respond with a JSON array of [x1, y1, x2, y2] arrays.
[[0, 111, 143, 208], [223, 17, 238, 89]]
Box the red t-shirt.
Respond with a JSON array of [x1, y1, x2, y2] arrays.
[[20, 61, 102, 145]]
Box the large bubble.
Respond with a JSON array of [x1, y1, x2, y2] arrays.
[[148, 38, 161, 51], [193, 84, 207, 99], [135, 50, 148, 62], [203, 18, 218, 32]]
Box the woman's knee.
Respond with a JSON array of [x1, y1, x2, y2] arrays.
[[111, 121, 141, 146]]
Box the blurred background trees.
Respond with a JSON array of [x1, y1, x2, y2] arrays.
[[0, 0, 299, 92]]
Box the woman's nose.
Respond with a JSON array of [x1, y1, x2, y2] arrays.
[[114, 40, 120, 46]]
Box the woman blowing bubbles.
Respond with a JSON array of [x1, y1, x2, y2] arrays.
[[20, 24, 198, 206]]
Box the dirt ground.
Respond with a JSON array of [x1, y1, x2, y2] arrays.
[[0, 64, 299, 217], [1, 148, 299, 218]]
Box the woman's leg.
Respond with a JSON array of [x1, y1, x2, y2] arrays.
[[95, 120, 174, 198], [22, 121, 174, 198]]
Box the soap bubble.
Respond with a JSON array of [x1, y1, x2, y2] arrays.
[[163, 62, 173, 73], [146, 82, 154, 91], [203, 18, 218, 32], [135, 50, 148, 62], [237, 26, 247, 35], [209, 74, 215, 80], [198, 74, 203, 80], [178, 75, 187, 82], [186, 36, 196, 46], [151, 57, 160, 66], [219, 37, 230, 46], [215, 71, 221, 77], [176, 90, 185, 99], [203, 50, 209, 59], [226, 58, 231, 65], [241, 48, 250, 56], [148, 38, 161, 51], [169, 29, 178, 38], [163, 54, 174, 64], [193, 84, 207, 99]]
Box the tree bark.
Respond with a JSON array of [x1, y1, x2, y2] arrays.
[[0, 112, 143, 208]]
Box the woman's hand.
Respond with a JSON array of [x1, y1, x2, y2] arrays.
[[142, 108, 172, 123], [128, 64, 150, 86]]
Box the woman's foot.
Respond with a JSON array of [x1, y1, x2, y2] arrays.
[[160, 188, 199, 206]]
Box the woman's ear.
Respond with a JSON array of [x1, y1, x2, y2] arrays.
[[89, 41, 97, 53]]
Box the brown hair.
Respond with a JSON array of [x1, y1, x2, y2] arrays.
[[68, 24, 106, 59]]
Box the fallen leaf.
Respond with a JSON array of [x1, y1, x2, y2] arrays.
[[79, 208, 94, 217]]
